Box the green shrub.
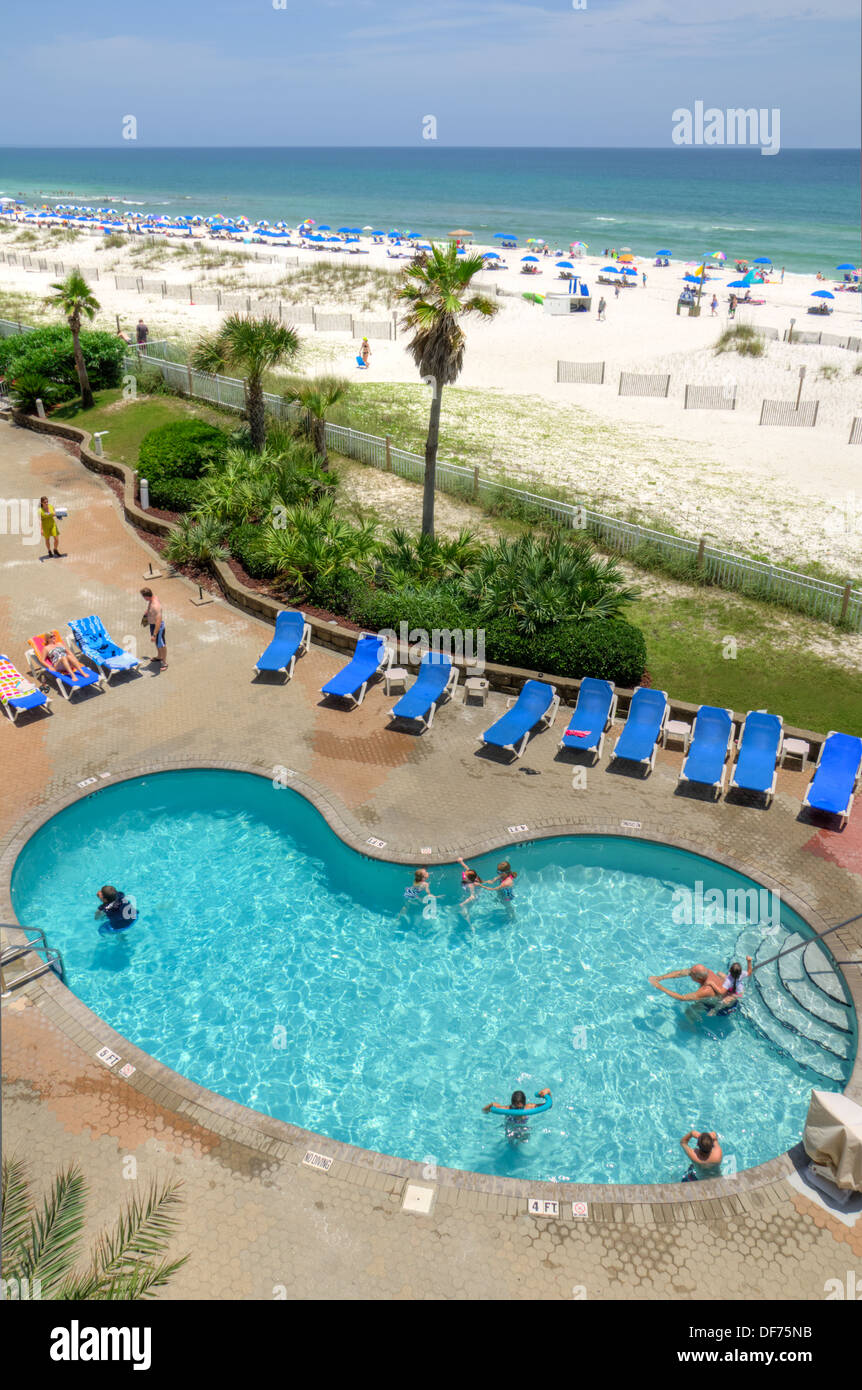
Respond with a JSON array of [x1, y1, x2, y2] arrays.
[[147, 476, 203, 512], [138, 419, 230, 481], [9, 369, 65, 414], [163, 516, 228, 565], [0, 325, 126, 391], [133, 363, 174, 396], [228, 522, 279, 578]]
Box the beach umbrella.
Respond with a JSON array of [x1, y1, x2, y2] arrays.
[[371, 230, 384, 236], [726, 279, 750, 288], [712, 251, 726, 261], [521, 254, 539, 262], [570, 241, 588, 249], [836, 263, 855, 270], [417, 242, 432, 249], [601, 265, 619, 273], [482, 251, 500, 259], [336, 226, 352, 233], [449, 228, 473, 238], [494, 232, 516, 239], [621, 265, 637, 275], [753, 257, 771, 265], [811, 289, 834, 299], [556, 261, 574, 268], [362, 226, 373, 231]]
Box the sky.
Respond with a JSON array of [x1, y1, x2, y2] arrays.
[[1, 0, 859, 147]]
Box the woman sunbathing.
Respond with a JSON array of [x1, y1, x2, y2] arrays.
[[40, 638, 87, 678]]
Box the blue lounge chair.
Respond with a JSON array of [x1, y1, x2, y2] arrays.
[[255, 609, 311, 681], [730, 710, 783, 806], [479, 679, 559, 760], [609, 686, 668, 776], [26, 630, 103, 700], [803, 731, 862, 829], [559, 677, 617, 763], [68, 615, 141, 683], [321, 633, 390, 708], [390, 652, 458, 730], [0, 654, 51, 723], [678, 706, 734, 799]]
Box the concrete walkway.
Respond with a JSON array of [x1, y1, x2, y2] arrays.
[[1, 419, 860, 1300]]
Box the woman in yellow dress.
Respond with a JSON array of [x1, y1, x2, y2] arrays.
[[39, 496, 61, 558]]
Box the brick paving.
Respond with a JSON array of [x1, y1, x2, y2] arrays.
[[1, 419, 861, 1300]]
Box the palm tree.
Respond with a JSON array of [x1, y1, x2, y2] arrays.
[[191, 314, 300, 452], [288, 377, 349, 467], [1, 1157, 189, 1300], [45, 271, 100, 409], [398, 244, 497, 538]]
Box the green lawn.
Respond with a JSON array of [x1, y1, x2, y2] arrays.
[[54, 390, 234, 467]]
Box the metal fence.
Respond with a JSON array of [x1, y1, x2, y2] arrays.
[[556, 360, 605, 384], [117, 351, 861, 631], [619, 372, 671, 398], [684, 384, 737, 410], [759, 399, 819, 427]]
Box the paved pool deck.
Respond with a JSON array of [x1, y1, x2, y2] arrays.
[[1, 419, 861, 1300]]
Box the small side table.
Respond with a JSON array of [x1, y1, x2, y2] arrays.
[[384, 667, 408, 697], [781, 737, 810, 770], [662, 718, 692, 752], [465, 677, 489, 707]]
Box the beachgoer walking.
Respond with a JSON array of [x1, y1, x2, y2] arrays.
[[780, 267, 785, 283], [39, 496, 61, 557], [614, 284, 620, 300], [710, 294, 718, 316], [360, 337, 371, 368], [728, 294, 737, 318], [597, 296, 606, 321], [648, 964, 724, 1004], [94, 884, 137, 933], [136, 318, 149, 351], [483, 1087, 551, 1115], [642, 272, 647, 287], [140, 586, 167, 670], [680, 1129, 722, 1181]]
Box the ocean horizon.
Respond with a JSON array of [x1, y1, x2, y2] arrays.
[[0, 146, 858, 272]]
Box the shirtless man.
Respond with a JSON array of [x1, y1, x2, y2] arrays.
[[648, 964, 724, 1003], [680, 1129, 723, 1181], [140, 587, 167, 671]]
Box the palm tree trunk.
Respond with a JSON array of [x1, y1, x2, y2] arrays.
[[313, 415, 328, 467], [70, 317, 94, 409], [247, 377, 266, 451], [422, 381, 443, 538]]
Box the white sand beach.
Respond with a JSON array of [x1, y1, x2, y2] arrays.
[[1, 223, 860, 574]]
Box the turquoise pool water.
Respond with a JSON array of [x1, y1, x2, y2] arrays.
[[11, 771, 850, 1184]]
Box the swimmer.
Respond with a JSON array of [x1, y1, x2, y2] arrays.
[[457, 858, 486, 917], [483, 1087, 551, 1115], [649, 964, 724, 1004], [484, 861, 517, 914], [680, 1129, 722, 1181], [714, 955, 753, 1013], [94, 884, 137, 932], [398, 868, 435, 918]]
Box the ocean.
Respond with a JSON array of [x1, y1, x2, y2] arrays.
[[0, 147, 858, 272]]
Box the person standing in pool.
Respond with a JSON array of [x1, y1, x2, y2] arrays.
[[483, 1087, 551, 1115], [94, 884, 137, 933], [457, 858, 486, 919], [680, 1128, 722, 1181], [714, 956, 753, 1013], [483, 861, 518, 917], [398, 868, 435, 917]]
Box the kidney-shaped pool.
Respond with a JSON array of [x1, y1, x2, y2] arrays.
[[11, 770, 853, 1184]]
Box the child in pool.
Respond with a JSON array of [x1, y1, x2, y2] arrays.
[[485, 861, 517, 913], [457, 858, 486, 917], [398, 868, 435, 917]]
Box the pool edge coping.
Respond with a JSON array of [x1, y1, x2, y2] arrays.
[[2, 757, 860, 1216]]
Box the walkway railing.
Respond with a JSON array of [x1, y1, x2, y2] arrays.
[[0, 924, 65, 994]]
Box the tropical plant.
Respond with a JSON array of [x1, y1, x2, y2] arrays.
[[450, 534, 638, 635], [190, 314, 300, 451], [163, 515, 230, 567], [45, 272, 100, 408], [398, 243, 497, 536], [287, 376, 349, 466], [9, 368, 62, 414], [260, 496, 378, 590], [0, 325, 125, 395], [1, 1156, 189, 1300], [375, 526, 480, 586]]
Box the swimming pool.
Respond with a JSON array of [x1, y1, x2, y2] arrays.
[[11, 770, 853, 1185]]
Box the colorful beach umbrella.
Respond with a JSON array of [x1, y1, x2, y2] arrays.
[[712, 251, 726, 261]]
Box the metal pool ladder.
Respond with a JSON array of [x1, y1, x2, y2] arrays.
[[1, 923, 66, 996]]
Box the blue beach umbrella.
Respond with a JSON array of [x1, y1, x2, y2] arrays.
[[371, 230, 384, 236], [836, 263, 855, 270], [556, 260, 574, 268], [318, 225, 331, 231], [811, 289, 834, 299], [494, 232, 516, 239], [482, 251, 500, 259], [726, 279, 750, 288], [521, 254, 539, 262], [601, 265, 619, 273], [336, 226, 352, 233], [656, 250, 671, 256], [753, 257, 771, 265]]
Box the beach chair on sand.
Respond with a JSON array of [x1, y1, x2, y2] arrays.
[[609, 687, 668, 776], [26, 630, 102, 700], [254, 609, 310, 682], [802, 731, 862, 830], [321, 633, 390, 708], [0, 654, 51, 723], [558, 677, 617, 764], [390, 652, 458, 731], [678, 705, 734, 799], [68, 615, 140, 683], [729, 711, 783, 806], [479, 679, 559, 761]]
